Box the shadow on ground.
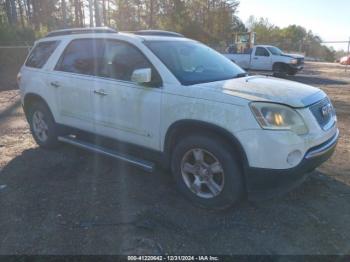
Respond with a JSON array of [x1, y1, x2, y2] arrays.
[[1, 145, 350, 255], [0, 100, 21, 119]]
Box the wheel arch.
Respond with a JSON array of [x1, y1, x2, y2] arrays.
[[272, 62, 288, 70], [23, 93, 55, 121], [163, 120, 249, 172]]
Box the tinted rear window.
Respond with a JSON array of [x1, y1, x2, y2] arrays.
[[25, 41, 59, 68], [55, 39, 105, 76]]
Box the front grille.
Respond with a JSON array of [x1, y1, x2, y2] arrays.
[[297, 58, 304, 65], [309, 97, 335, 129]]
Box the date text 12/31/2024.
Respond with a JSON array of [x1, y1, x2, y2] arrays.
[[127, 255, 220, 261]]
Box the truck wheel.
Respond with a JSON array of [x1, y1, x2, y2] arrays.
[[273, 63, 287, 77], [171, 135, 244, 209], [28, 102, 59, 149], [287, 68, 298, 76]]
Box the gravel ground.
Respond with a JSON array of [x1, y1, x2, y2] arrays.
[[0, 62, 350, 255]]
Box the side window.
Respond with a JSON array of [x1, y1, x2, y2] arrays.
[[56, 39, 105, 76], [255, 47, 270, 57], [101, 40, 161, 85], [25, 41, 59, 68]]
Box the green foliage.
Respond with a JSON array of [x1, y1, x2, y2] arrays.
[[0, 1, 339, 62], [110, 0, 244, 45], [0, 0, 245, 47], [0, 25, 35, 45]]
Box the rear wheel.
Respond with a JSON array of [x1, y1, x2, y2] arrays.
[[28, 102, 59, 149], [171, 135, 244, 209]]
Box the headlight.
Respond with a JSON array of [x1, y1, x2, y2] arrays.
[[250, 102, 308, 135], [290, 59, 298, 64]]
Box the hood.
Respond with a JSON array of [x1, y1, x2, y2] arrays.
[[281, 53, 304, 59], [203, 76, 325, 108]]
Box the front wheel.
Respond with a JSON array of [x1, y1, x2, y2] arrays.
[[28, 102, 59, 149], [171, 135, 244, 209], [287, 68, 298, 76], [273, 63, 288, 77]]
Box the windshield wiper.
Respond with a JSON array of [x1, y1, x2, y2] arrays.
[[233, 73, 248, 78]]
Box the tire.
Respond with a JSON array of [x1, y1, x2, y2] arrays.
[[287, 68, 298, 76], [28, 102, 59, 149], [171, 135, 244, 210], [273, 63, 287, 77]]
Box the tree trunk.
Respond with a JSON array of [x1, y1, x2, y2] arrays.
[[79, 0, 84, 26], [88, 0, 94, 26], [94, 0, 101, 26], [17, 0, 25, 28], [10, 0, 17, 25], [81, 2, 85, 26], [5, 0, 17, 25], [107, 0, 110, 26], [136, 0, 141, 26], [61, 0, 67, 27], [102, 0, 106, 26], [5, 0, 13, 25], [74, 0, 80, 26], [31, 0, 40, 30], [25, 0, 32, 25], [149, 0, 154, 29]]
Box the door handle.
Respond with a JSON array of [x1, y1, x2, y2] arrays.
[[94, 89, 108, 96], [50, 81, 60, 88]]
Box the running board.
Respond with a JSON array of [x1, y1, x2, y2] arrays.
[[58, 135, 154, 172]]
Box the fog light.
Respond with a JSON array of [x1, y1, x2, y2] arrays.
[[287, 150, 302, 166]]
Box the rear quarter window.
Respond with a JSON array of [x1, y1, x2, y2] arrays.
[[25, 41, 59, 68]]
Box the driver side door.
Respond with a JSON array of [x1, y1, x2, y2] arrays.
[[92, 39, 162, 151], [250, 47, 272, 70]]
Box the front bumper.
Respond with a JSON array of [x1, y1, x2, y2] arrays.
[[289, 64, 304, 70], [246, 129, 339, 200]]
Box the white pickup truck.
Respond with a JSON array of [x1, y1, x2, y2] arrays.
[[224, 45, 304, 76]]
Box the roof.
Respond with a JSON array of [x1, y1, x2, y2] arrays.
[[256, 45, 275, 48], [131, 30, 184, 37], [46, 27, 118, 37], [39, 28, 192, 45]]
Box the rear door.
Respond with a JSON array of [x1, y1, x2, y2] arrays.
[[49, 39, 105, 132], [250, 47, 272, 70]]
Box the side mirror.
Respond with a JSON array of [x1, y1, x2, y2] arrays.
[[131, 68, 152, 84]]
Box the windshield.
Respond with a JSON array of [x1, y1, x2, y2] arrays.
[[267, 46, 284, 55], [145, 40, 246, 85]]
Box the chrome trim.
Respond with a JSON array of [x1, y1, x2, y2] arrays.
[[305, 129, 339, 159], [322, 116, 336, 131], [58, 135, 154, 172]]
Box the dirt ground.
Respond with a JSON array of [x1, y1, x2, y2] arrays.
[[0, 62, 350, 255]]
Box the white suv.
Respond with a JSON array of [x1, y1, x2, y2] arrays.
[[18, 28, 339, 209]]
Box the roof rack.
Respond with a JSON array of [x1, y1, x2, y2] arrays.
[[131, 30, 184, 37], [46, 27, 118, 37]]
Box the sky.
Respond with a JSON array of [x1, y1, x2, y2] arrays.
[[237, 0, 350, 51]]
